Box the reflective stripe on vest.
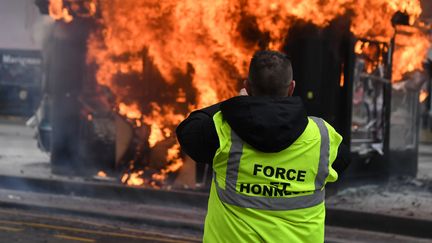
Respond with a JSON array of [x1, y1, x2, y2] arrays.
[[214, 116, 330, 210]]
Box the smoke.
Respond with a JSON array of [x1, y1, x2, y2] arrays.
[[0, 0, 51, 50], [31, 16, 54, 51]]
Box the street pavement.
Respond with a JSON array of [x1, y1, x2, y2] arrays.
[[0, 189, 429, 243], [0, 209, 428, 243], [0, 205, 201, 243]]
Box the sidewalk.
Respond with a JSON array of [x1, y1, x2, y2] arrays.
[[418, 143, 432, 180], [325, 143, 432, 238], [328, 143, 432, 220], [326, 177, 432, 238], [0, 118, 50, 178]]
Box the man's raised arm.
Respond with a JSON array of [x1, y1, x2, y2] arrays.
[[176, 103, 220, 164]]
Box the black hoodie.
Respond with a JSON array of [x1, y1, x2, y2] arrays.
[[220, 96, 307, 152]]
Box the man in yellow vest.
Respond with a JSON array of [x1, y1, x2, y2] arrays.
[[176, 50, 350, 243]]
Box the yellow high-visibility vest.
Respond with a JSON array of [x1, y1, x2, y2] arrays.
[[203, 112, 342, 243]]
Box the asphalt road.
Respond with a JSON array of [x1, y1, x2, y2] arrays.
[[0, 207, 201, 243], [0, 205, 429, 243]]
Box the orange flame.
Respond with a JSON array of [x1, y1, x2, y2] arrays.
[[143, 103, 185, 148], [354, 40, 390, 76], [97, 171, 107, 177], [49, 0, 73, 23], [118, 102, 142, 120], [120, 143, 184, 187], [87, 1, 428, 108], [340, 65, 345, 87], [393, 25, 430, 82], [122, 170, 145, 186], [350, 0, 422, 42], [420, 90, 429, 103], [117, 101, 185, 187], [151, 144, 184, 183], [48, 0, 97, 23]]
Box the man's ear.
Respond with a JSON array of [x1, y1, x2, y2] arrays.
[[288, 80, 296, 96]]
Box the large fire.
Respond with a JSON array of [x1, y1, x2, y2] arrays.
[[393, 25, 430, 82], [49, 0, 430, 187]]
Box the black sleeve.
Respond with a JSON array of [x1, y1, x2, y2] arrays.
[[176, 103, 220, 164], [332, 143, 351, 174]]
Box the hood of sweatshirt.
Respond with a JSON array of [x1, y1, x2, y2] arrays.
[[220, 96, 308, 152]]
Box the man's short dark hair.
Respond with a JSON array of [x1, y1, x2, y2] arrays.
[[248, 50, 293, 96]]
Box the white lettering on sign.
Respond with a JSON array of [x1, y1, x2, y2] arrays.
[[2, 54, 42, 66]]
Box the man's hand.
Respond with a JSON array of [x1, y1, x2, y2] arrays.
[[239, 88, 248, 96]]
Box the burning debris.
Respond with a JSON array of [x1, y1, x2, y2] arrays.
[[40, 0, 431, 188], [48, 0, 96, 23]]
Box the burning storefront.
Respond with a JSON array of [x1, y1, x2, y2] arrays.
[[33, 0, 431, 190]]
